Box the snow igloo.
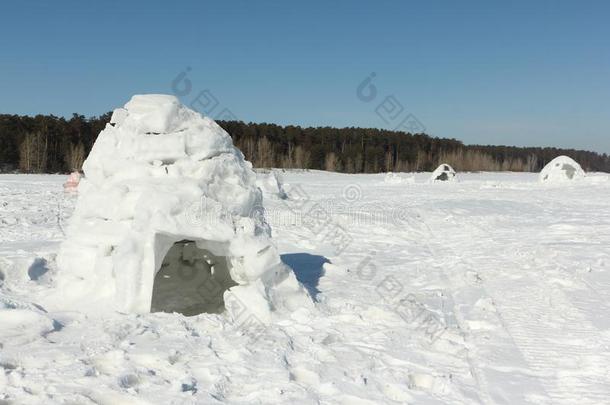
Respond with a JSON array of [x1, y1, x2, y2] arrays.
[[430, 163, 456, 182], [51, 95, 309, 321], [539, 156, 585, 183]]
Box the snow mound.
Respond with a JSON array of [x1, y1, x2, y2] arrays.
[[382, 172, 416, 184], [384, 172, 403, 184], [51, 94, 310, 320], [430, 164, 456, 182], [0, 307, 57, 346], [539, 156, 585, 183], [257, 170, 288, 199]]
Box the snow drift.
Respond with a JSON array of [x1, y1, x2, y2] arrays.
[[539, 156, 585, 183], [50, 95, 309, 320], [430, 164, 456, 182], [383, 172, 403, 184], [256, 170, 288, 199]]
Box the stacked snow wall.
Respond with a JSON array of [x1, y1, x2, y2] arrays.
[[51, 95, 309, 321]]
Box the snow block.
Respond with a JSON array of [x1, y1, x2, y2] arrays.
[[50, 94, 310, 319]]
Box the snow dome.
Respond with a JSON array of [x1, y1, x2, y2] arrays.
[[50, 95, 309, 321], [430, 163, 456, 182], [539, 156, 585, 183]]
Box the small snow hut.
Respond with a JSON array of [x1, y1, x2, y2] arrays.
[[430, 164, 456, 182], [539, 156, 585, 183], [51, 95, 309, 320]]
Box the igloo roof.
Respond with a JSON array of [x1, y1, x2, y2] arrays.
[[83, 95, 251, 212], [50, 95, 309, 319], [539, 156, 585, 183], [430, 163, 456, 182]]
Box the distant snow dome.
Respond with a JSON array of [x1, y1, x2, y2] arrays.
[[256, 170, 288, 199], [430, 163, 457, 182], [539, 156, 585, 183], [50, 95, 310, 321]]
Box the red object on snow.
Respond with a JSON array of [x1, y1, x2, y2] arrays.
[[63, 171, 81, 192]]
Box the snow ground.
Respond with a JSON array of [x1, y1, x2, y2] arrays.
[[1, 171, 610, 404]]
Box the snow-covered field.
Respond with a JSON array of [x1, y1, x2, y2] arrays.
[[1, 171, 610, 404]]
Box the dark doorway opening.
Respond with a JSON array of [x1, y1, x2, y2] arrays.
[[151, 240, 236, 316]]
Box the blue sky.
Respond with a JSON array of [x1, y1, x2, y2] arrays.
[[1, 1, 609, 153]]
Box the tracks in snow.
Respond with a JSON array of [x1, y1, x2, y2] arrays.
[[485, 277, 610, 404], [429, 208, 610, 404]]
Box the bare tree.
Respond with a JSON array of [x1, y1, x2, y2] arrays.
[[525, 154, 539, 172], [281, 142, 295, 168], [256, 137, 275, 168], [294, 145, 311, 169], [19, 132, 48, 173], [65, 142, 86, 171], [324, 152, 339, 172], [436, 149, 528, 172], [384, 150, 394, 172]]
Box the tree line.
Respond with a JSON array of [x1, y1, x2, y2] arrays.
[[1, 113, 609, 173]]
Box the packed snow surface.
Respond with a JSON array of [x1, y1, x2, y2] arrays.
[[539, 155, 585, 183], [1, 170, 610, 404]]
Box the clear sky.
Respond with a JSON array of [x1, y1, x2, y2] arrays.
[[1, 1, 609, 153]]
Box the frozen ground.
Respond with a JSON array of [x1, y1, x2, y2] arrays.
[[1, 171, 610, 404]]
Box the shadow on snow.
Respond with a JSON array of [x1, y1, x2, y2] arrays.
[[281, 253, 328, 301]]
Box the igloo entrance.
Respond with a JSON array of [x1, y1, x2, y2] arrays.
[[150, 240, 237, 316]]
